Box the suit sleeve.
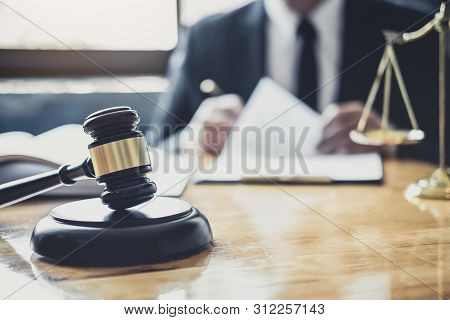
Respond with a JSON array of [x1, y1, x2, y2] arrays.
[[152, 25, 205, 143]]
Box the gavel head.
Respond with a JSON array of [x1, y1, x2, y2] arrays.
[[83, 106, 157, 210]]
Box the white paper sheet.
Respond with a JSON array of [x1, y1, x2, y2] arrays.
[[195, 77, 383, 183], [226, 77, 323, 158]]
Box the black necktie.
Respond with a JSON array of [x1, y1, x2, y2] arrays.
[[297, 18, 318, 111]]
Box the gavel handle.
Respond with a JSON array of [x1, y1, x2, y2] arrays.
[[0, 158, 95, 209]]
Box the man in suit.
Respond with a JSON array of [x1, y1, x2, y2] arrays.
[[155, 0, 447, 164]]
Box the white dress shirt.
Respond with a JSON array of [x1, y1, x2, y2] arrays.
[[264, 0, 345, 112]]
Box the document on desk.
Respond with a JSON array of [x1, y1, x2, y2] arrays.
[[195, 77, 383, 183]]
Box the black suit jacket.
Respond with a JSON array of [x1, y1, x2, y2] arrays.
[[155, 0, 448, 164]]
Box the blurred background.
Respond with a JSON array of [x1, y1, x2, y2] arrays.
[[0, 0, 442, 136]]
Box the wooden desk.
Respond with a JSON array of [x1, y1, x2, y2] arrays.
[[0, 160, 449, 299]]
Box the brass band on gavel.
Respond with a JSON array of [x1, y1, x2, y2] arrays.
[[89, 136, 152, 176]]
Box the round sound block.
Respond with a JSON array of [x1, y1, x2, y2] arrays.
[[31, 197, 213, 266]]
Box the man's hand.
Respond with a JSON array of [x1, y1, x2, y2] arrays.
[[189, 94, 243, 155], [317, 102, 396, 156]]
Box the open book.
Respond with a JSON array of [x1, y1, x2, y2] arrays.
[[195, 78, 383, 184], [0, 125, 193, 198]]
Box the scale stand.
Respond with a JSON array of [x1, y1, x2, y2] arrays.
[[350, 2, 450, 200]]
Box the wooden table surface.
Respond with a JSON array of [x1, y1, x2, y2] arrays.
[[0, 160, 449, 299]]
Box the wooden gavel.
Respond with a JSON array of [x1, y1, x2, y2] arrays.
[[0, 106, 157, 210]]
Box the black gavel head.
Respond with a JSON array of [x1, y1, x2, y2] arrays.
[[83, 106, 157, 210]]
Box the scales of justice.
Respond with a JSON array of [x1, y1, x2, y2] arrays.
[[350, 1, 450, 200]]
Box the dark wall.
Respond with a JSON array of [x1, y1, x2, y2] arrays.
[[0, 92, 160, 135], [388, 0, 442, 11]]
